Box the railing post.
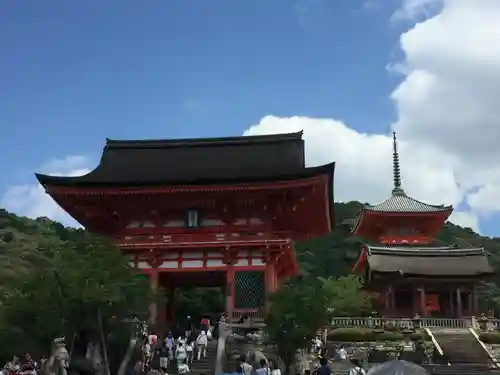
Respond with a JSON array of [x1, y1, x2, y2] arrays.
[[215, 322, 228, 375]]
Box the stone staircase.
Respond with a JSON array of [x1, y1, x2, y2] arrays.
[[431, 329, 491, 365], [190, 340, 218, 375], [422, 364, 500, 375], [329, 361, 354, 375], [331, 362, 500, 375]]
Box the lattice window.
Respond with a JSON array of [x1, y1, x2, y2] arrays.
[[234, 271, 265, 309], [186, 209, 199, 228]]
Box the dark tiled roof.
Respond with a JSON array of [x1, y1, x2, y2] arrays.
[[354, 132, 452, 216], [366, 245, 494, 276], [363, 191, 452, 213], [36, 132, 335, 187]]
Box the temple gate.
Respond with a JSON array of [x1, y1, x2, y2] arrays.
[[36, 132, 335, 325]]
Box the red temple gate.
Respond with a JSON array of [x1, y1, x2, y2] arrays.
[[36, 132, 335, 326]]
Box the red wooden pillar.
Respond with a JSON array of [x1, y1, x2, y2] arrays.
[[420, 287, 427, 316], [456, 287, 463, 317], [473, 283, 479, 315], [149, 269, 159, 325], [226, 267, 235, 322], [385, 285, 393, 316], [169, 285, 175, 325], [265, 261, 277, 306], [160, 301, 167, 329]]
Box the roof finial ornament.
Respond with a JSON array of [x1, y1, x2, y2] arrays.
[[392, 131, 405, 196]]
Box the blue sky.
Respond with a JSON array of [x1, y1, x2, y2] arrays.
[[1, 0, 399, 161], [2, 0, 499, 235]]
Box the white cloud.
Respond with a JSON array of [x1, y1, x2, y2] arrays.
[[449, 211, 480, 233], [393, 0, 500, 162], [244, 115, 477, 229], [3, 1, 499, 237], [245, 1, 500, 235], [392, 0, 442, 22], [1, 156, 90, 227]]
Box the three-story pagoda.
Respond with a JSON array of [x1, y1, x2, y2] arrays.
[[352, 133, 493, 317]]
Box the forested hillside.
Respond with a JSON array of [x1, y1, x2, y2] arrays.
[[297, 202, 500, 312], [297, 201, 500, 279], [0, 208, 153, 365], [3, 203, 500, 296], [2, 201, 500, 361]]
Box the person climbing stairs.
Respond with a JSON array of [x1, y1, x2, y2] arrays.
[[190, 340, 218, 374]]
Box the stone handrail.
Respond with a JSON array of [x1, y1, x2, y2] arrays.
[[215, 322, 229, 375], [331, 317, 473, 329], [468, 327, 500, 368], [422, 327, 447, 364]]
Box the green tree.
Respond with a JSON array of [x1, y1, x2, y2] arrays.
[[322, 275, 374, 317], [265, 277, 328, 375], [0, 216, 154, 366]]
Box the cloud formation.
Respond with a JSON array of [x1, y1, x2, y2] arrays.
[[2, 0, 499, 235], [1, 156, 90, 227], [245, 0, 500, 233]]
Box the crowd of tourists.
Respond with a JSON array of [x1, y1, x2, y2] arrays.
[[138, 315, 218, 375], [310, 341, 366, 375], [1, 353, 40, 375]]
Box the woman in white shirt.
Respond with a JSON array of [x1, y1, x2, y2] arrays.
[[195, 331, 208, 360], [269, 360, 281, 375], [348, 358, 366, 375], [186, 340, 194, 364], [175, 343, 187, 371], [338, 346, 347, 361]]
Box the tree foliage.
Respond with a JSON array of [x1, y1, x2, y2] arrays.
[[295, 201, 500, 313], [264, 277, 328, 375], [0, 210, 154, 363], [3, 197, 500, 361], [265, 274, 373, 372], [322, 275, 374, 317]]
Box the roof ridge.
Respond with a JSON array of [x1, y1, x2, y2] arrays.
[[368, 245, 455, 250], [367, 246, 485, 256], [399, 194, 450, 209], [362, 193, 453, 212], [105, 131, 304, 149]]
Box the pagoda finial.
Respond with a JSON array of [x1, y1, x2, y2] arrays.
[[392, 132, 405, 195]]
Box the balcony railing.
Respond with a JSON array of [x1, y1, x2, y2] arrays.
[[331, 317, 473, 329], [114, 231, 291, 248]]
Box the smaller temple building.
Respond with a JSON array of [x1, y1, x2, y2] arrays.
[[352, 133, 493, 318]]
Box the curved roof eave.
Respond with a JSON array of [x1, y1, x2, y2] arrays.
[[35, 162, 335, 188]]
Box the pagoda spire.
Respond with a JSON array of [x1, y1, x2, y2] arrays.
[[392, 132, 405, 196]]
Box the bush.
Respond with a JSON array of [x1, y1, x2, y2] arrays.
[[479, 332, 500, 344], [327, 328, 426, 342]]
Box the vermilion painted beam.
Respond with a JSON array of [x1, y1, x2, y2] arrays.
[[46, 175, 331, 240], [120, 224, 270, 235], [137, 265, 267, 273], [46, 174, 327, 195]]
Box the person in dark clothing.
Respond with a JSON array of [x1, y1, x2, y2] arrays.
[[159, 344, 169, 371], [315, 357, 331, 375], [188, 330, 198, 346], [67, 358, 95, 375], [150, 348, 161, 370]]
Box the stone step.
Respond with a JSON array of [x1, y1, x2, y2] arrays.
[[432, 332, 490, 364], [330, 363, 500, 375], [189, 342, 218, 375], [422, 364, 500, 375]]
